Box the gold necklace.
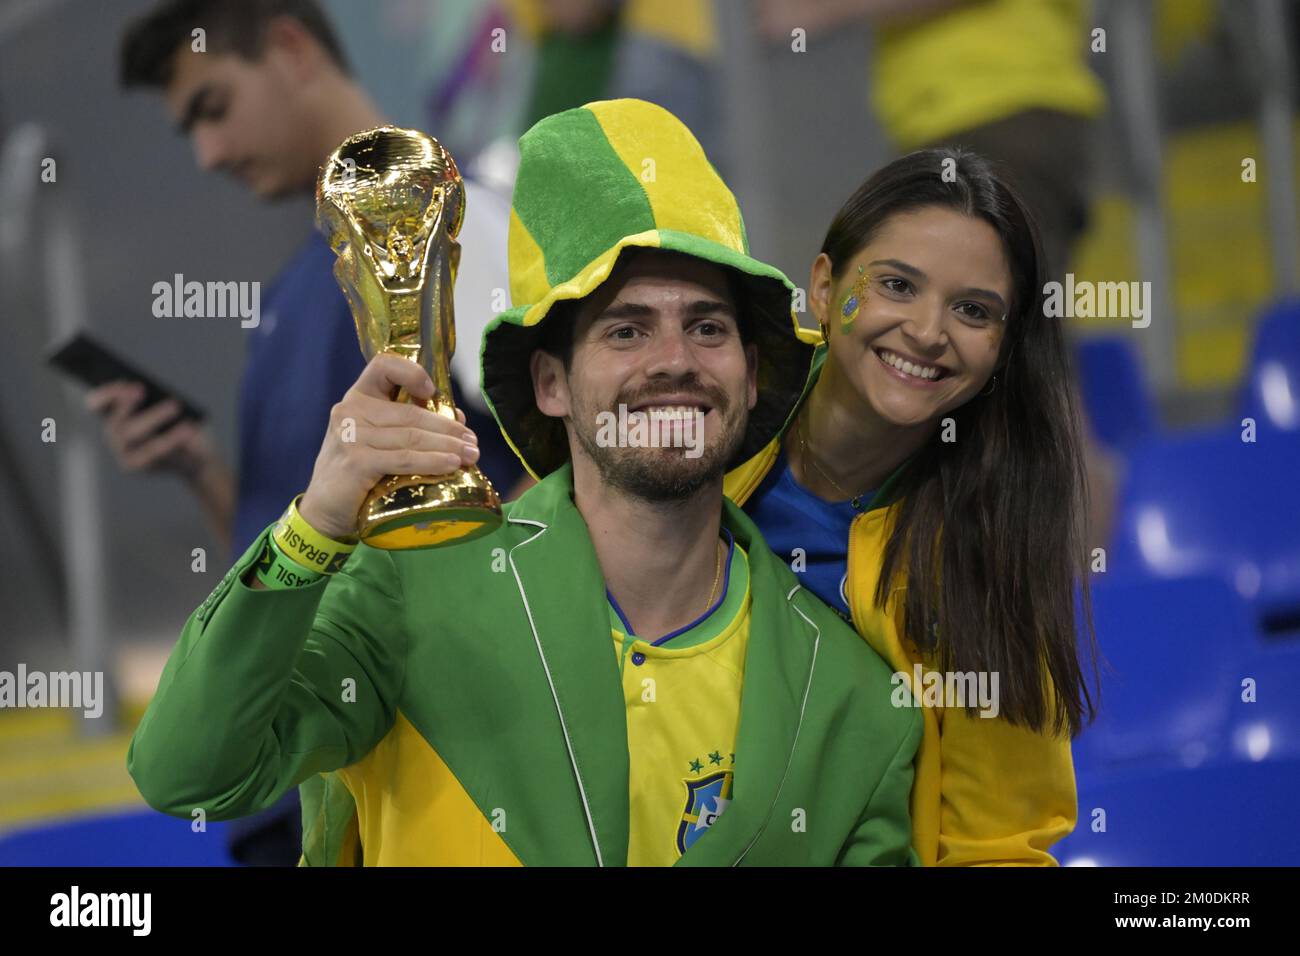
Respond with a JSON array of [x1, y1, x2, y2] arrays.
[[700, 537, 724, 617], [796, 414, 870, 511]]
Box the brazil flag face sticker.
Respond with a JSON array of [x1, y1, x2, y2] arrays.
[[677, 769, 733, 854], [840, 266, 870, 333]]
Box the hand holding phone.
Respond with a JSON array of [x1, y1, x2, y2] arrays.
[[46, 332, 212, 478], [84, 380, 214, 477]]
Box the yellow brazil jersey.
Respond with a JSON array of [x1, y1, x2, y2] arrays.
[[871, 0, 1106, 149], [623, 0, 717, 60], [508, 0, 716, 58], [608, 533, 750, 867]]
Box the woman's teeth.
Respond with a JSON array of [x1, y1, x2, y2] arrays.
[[875, 348, 944, 381]]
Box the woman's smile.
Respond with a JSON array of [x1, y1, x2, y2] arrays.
[[870, 346, 952, 387]]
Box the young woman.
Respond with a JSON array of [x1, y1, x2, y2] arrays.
[[725, 147, 1098, 866]]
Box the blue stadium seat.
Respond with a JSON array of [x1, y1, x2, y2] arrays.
[[1073, 575, 1247, 772], [1227, 621, 1300, 762], [1075, 336, 1158, 451], [1107, 425, 1300, 621], [1055, 756, 1300, 865], [0, 810, 233, 866], [1240, 297, 1300, 432]]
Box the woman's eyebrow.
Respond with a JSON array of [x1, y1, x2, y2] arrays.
[[966, 289, 1008, 312], [868, 258, 925, 279], [869, 258, 1006, 311]]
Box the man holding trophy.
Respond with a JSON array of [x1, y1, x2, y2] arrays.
[[128, 99, 919, 866]]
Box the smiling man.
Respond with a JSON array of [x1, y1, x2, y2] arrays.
[[127, 99, 921, 866]]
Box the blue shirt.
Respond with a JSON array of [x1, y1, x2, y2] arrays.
[[232, 234, 367, 558], [743, 447, 867, 623], [607, 528, 737, 650]]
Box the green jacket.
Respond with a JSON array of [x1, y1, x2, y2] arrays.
[[128, 463, 920, 866]]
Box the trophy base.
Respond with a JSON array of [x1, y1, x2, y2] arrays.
[[358, 467, 502, 551]]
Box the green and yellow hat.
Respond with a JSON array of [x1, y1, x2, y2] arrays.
[[481, 98, 820, 480]]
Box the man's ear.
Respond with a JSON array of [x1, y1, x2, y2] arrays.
[[808, 252, 834, 339], [745, 341, 759, 411], [531, 348, 571, 418], [262, 15, 329, 82]]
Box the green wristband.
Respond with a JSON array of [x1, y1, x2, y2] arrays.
[[252, 533, 326, 590]]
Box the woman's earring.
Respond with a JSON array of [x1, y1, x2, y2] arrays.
[[979, 374, 998, 397]]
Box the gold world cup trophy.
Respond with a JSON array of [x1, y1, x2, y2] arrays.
[[316, 126, 501, 550]]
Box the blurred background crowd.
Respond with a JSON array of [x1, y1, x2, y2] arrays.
[[0, 0, 1297, 865]]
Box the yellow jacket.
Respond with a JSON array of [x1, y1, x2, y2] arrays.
[[723, 370, 1077, 866]]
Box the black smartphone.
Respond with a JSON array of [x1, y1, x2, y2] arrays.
[[45, 331, 207, 426]]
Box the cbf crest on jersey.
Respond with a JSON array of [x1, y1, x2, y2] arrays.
[[677, 769, 733, 854]]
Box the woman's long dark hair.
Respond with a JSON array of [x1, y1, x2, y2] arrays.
[[822, 146, 1097, 737]]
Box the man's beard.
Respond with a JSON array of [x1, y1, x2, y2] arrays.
[[571, 379, 747, 502]]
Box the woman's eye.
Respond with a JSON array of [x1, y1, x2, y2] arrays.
[[955, 302, 992, 321], [879, 277, 912, 296]]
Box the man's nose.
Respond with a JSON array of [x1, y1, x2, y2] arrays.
[[191, 128, 228, 172], [642, 325, 695, 377]]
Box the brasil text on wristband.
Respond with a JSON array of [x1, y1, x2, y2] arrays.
[[253, 534, 326, 590], [272, 493, 356, 574]]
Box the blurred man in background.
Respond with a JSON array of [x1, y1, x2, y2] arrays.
[[86, 0, 519, 864]]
